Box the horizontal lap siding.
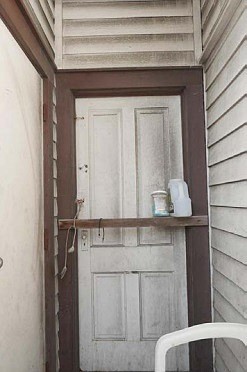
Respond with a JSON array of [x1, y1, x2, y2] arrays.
[[53, 78, 60, 372], [22, 0, 55, 51], [58, 0, 197, 68], [215, 311, 247, 370], [202, 0, 228, 46], [202, 1, 247, 371]]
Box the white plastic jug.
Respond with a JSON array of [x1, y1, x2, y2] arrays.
[[168, 179, 192, 217]]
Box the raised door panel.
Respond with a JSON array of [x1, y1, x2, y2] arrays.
[[140, 273, 174, 340], [136, 108, 171, 245], [93, 273, 126, 340], [91, 246, 174, 272], [89, 110, 123, 246]]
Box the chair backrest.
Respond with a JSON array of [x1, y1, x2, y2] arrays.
[[155, 322, 247, 372]]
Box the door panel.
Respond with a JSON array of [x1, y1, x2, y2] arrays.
[[91, 246, 174, 272], [76, 96, 189, 371], [90, 110, 123, 246], [93, 273, 126, 340], [140, 273, 174, 340], [136, 107, 171, 245]]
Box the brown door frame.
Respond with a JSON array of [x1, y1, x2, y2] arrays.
[[57, 68, 213, 372], [0, 2, 57, 371]]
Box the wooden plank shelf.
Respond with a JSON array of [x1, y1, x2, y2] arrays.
[[59, 215, 208, 230]]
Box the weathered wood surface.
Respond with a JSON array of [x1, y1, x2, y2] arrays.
[[59, 216, 208, 229], [76, 96, 189, 371]]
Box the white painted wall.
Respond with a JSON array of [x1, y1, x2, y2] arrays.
[[0, 20, 45, 372], [201, 1, 247, 371], [55, 0, 201, 69]]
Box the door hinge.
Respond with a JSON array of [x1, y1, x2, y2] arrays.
[[43, 103, 48, 122]]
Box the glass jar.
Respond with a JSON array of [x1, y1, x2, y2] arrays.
[[151, 190, 169, 217]]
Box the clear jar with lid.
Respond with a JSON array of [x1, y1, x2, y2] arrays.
[[151, 190, 169, 217]]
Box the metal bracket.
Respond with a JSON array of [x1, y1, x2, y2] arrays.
[[81, 230, 88, 251]]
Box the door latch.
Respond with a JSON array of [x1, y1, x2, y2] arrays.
[[81, 230, 88, 251]]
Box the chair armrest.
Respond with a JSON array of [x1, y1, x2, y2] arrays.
[[155, 322, 247, 372]]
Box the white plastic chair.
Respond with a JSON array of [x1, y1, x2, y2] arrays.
[[155, 323, 247, 372]]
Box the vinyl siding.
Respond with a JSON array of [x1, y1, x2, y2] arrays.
[[21, 0, 55, 52], [53, 78, 60, 372], [56, 0, 200, 69], [201, 1, 247, 371]]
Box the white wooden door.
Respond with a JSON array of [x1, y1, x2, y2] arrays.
[[76, 96, 189, 372]]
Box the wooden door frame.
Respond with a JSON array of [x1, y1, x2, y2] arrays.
[[0, 2, 56, 371], [57, 68, 213, 372]]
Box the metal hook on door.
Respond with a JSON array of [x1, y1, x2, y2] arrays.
[[98, 218, 105, 242]]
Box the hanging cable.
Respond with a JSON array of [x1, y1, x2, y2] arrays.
[[60, 199, 84, 279]]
